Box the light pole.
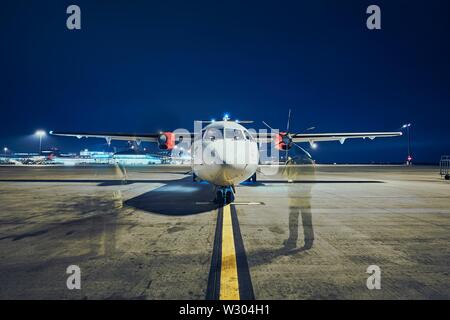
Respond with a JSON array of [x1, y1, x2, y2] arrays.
[[402, 123, 412, 165], [35, 130, 46, 154]]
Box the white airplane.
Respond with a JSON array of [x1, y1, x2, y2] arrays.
[[50, 112, 402, 203]]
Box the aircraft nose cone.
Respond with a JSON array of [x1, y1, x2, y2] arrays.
[[198, 139, 257, 185], [212, 163, 247, 186], [213, 142, 248, 166]]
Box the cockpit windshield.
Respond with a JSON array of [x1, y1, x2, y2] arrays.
[[203, 127, 252, 141], [225, 128, 244, 140], [203, 128, 224, 141]]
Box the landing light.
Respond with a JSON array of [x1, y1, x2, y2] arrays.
[[311, 143, 318, 149]]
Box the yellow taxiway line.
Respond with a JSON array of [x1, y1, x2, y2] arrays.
[[219, 204, 240, 300]]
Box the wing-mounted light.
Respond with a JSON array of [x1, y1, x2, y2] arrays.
[[158, 132, 175, 150]]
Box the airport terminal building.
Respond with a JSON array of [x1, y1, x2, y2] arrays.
[[0, 149, 166, 166]]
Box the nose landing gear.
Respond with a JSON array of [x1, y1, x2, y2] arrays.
[[214, 186, 235, 204]]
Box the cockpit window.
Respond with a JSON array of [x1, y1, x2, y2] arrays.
[[203, 128, 224, 141], [225, 129, 244, 140], [243, 130, 252, 140], [203, 127, 252, 141]]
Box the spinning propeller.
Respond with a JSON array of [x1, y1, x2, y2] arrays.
[[262, 109, 312, 161]]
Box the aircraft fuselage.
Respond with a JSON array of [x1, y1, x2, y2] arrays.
[[192, 121, 259, 187]]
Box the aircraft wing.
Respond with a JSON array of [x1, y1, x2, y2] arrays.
[[291, 132, 402, 144], [50, 131, 196, 143], [50, 131, 160, 142], [253, 131, 402, 144]]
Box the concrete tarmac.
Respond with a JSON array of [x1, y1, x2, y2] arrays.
[[0, 165, 448, 299]]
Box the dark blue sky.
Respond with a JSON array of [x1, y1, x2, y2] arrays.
[[1, 0, 449, 163]]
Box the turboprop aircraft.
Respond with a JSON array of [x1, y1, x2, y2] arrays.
[[50, 111, 402, 204]]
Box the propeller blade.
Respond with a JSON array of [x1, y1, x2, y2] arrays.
[[262, 120, 275, 131], [292, 142, 312, 159], [286, 108, 291, 133]]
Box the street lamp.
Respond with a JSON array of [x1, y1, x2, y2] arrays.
[[3, 147, 7, 157], [35, 130, 46, 154], [401, 123, 412, 165]]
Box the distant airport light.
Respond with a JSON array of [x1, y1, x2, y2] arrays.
[[35, 130, 46, 137], [35, 130, 46, 154], [223, 113, 230, 121], [401, 123, 413, 165], [311, 143, 318, 149], [211, 118, 216, 123]]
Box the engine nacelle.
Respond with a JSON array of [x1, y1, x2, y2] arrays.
[[158, 132, 175, 150], [275, 132, 292, 150]]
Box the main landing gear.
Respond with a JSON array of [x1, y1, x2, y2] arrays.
[[215, 185, 235, 204]]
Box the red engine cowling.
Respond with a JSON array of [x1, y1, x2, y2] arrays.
[[275, 132, 291, 150], [158, 132, 175, 150]]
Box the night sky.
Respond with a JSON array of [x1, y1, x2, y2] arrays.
[[1, 0, 449, 163]]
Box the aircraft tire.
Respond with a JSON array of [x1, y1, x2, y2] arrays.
[[215, 190, 224, 204], [225, 190, 233, 204]]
